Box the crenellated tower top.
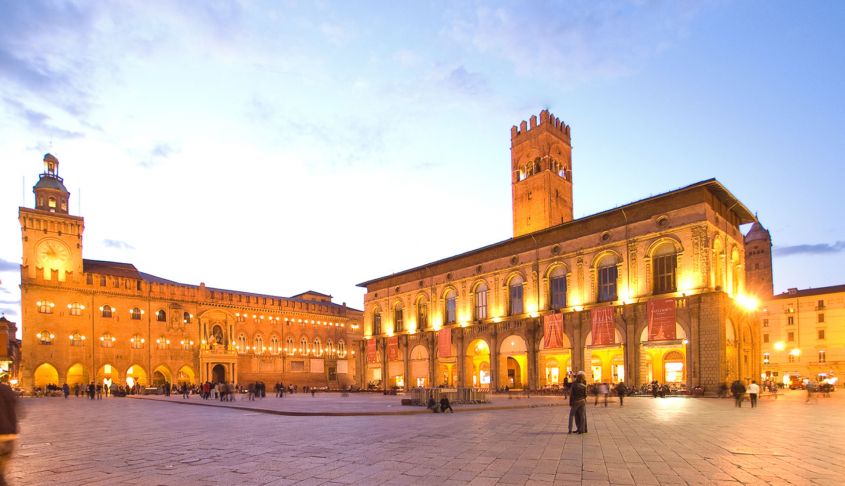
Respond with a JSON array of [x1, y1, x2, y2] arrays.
[[510, 110, 573, 237]]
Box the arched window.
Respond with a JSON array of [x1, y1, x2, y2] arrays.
[[597, 255, 618, 303], [474, 283, 488, 321], [444, 289, 457, 324], [156, 309, 167, 322], [130, 334, 144, 349], [130, 307, 142, 320], [269, 335, 280, 354], [37, 330, 54, 345], [68, 302, 84, 316], [337, 340, 347, 358], [313, 338, 322, 356], [101, 305, 114, 318], [99, 333, 115, 348], [509, 276, 524, 316], [652, 243, 677, 295], [416, 298, 428, 329], [254, 335, 264, 354], [48, 196, 57, 209], [69, 331, 85, 347], [237, 333, 247, 353], [326, 338, 334, 356], [300, 337, 309, 355], [286, 336, 295, 354], [393, 302, 404, 332], [549, 267, 567, 310], [156, 336, 170, 350], [373, 309, 382, 335], [183, 312, 192, 324]]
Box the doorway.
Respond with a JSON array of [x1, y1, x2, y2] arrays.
[[212, 364, 226, 383]]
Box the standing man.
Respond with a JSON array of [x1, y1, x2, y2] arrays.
[[748, 380, 760, 408], [569, 372, 588, 434], [730, 379, 746, 408], [0, 381, 18, 485], [615, 381, 628, 407]]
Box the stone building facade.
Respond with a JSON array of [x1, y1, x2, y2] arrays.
[[761, 284, 845, 386], [358, 110, 761, 393], [19, 154, 363, 391]]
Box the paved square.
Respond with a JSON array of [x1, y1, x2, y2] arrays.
[[8, 391, 845, 485]]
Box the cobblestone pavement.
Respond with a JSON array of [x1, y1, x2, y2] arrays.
[[8, 390, 844, 485]]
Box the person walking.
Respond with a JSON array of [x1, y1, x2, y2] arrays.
[[730, 379, 746, 408], [569, 372, 588, 434], [615, 382, 628, 407], [748, 380, 760, 408], [62, 383, 69, 399], [0, 382, 19, 486], [598, 382, 610, 407]]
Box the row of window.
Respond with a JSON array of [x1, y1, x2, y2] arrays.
[[373, 254, 677, 334], [763, 329, 826, 344], [763, 351, 827, 364], [233, 335, 348, 357]]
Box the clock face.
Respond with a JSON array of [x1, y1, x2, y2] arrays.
[[36, 240, 70, 269]]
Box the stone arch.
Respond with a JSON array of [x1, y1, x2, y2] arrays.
[[730, 245, 742, 295], [66, 362, 87, 386], [97, 363, 119, 387], [34, 362, 59, 388], [499, 333, 528, 389], [645, 235, 684, 257], [409, 344, 429, 387], [152, 364, 173, 386], [177, 365, 195, 384], [590, 249, 623, 269], [465, 338, 491, 388], [126, 364, 148, 388]]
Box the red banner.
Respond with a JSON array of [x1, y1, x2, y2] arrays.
[[387, 336, 399, 361], [590, 306, 615, 346], [543, 313, 564, 348], [648, 298, 676, 341], [366, 339, 377, 363], [438, 328, 452, 358]]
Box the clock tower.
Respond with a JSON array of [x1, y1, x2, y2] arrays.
[[19, 153, 84, 282]]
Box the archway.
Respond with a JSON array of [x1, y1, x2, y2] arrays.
[[663, 351, 685, 384], [34, 363, 59, 388], [539, 328, 572, 387], [97, 363, 118, 389], [126, 365, 148, 388], [177, 365, 195, 384], [500, 335, 527, 389], [212, 364, 226, 383], [465, 339, 490, 388], [585, 329, 624, 384], [639, 324, 686, 385], [66, 363, 87, 386], [436, 342, 458, 387], [409, 345, 429, 388], [152, 365, 172, 386]]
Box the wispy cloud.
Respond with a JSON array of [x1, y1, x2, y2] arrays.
[[139, 142, 177, 168], [103, 239, 135, 250], [443, 65, 487, 96], [0, 307, 18, 318], [3, 98, 84, 139], [774, 241, 845, 257], [0, 258, 18, 272]]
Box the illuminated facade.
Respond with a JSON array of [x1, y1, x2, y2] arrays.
[[358, 110, 762, 392], [19, 154, 363, 391], [761, 285, 845, 386]]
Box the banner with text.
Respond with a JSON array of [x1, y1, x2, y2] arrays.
[[590, 306, 615, 346], [543, 313, 564, 348], [648, 298, 676, 341], [387, 336, 399, 361], [438, 327, 452, 358], [366, 339, 377, 363]]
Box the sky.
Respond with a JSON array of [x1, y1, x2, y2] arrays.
[[1, 1, 843, 328]]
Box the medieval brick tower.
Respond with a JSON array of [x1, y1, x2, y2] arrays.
[[744, 220, 774, 298], [511, 110, 573, 237]]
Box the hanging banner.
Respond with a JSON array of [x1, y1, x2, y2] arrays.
[[590, 306, 615, 346], [437, 328, 452, 358], [648, 298, 676, 341], [366, 339, 377, 363], [543, 313, 564, 348], [387, 336, 399, 361]]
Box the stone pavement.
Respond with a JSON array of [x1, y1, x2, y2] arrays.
[[8, 390, 845, 485]]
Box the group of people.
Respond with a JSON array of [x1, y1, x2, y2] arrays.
[[728, 379, 761, 408], [425, 395, 454, 413]]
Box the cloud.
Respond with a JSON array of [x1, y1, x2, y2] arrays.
[[444, 65, 487, 96], [3, 98, 84, 139], [774, 241, 845, 257], [0, 307, 18, 318], [445, 1, 701, 84], [0, 258, 18, 272], [103, 239, 135, 250], [0, 300, 20, 306], [139, 142, 177, 168]]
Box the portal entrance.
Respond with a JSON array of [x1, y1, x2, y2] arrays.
[[212, 364, 226, 383]]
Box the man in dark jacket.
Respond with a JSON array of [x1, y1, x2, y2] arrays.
[[615, 382, 628, 407], [731, 380, 746, 408], [569, 372, 588, 434], [0, 382, 18, 485]]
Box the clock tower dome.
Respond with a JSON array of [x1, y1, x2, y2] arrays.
[[19, 153, 85, 282]]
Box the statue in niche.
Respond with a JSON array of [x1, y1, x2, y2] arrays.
[[210, 324, 225, 348]]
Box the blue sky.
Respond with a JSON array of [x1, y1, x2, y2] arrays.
[[1, 1, 843, 326]]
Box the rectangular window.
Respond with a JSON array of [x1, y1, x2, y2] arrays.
[[509, 285, 523, 315], [818, 329, 825, 340], [818, 313, 825, 323], [99, 275, 106, 286], [550, 275, 566, 310], [417, 303, 428, 329], [86, 274, 93, 285], [652, 254, 677, 294], [787, 331, 794, 342], [446, 295, 457, 324], [788, 354, 795, 363], [762, 319, 769, 328], [818, 299, 825, 309], [113, 278, 119, 288], [763, 352, 770, 364], [373, 313, 382, 335], [598, 266, 618, 303], [763, 334, 769, 343], [394, 308, 404, 332], [819, 350, 826, 363], [787, 316, 794, 325], [38, 301, 54, 314], [475, 290, 487, 320]]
